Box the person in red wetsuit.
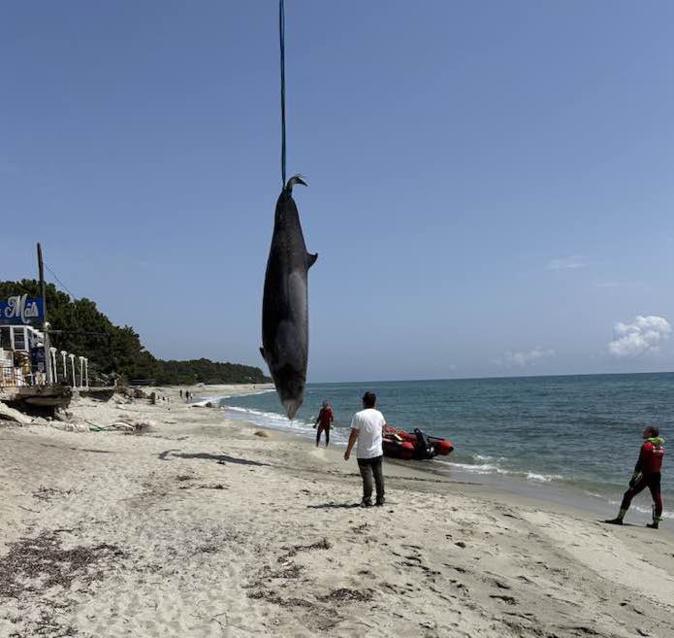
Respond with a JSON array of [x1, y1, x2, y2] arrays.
[[606, 426, 665, 529], [314, 401, 334, 448]]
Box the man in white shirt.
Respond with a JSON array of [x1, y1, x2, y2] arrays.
[[344, 392, 386, 507]]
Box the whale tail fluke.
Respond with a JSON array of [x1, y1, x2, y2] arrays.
[[285, 175, 307, 193]]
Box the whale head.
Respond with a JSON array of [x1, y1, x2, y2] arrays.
[[272, 364, 305, 420]]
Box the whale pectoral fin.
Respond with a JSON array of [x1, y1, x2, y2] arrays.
[[307, 252, 318, 268]]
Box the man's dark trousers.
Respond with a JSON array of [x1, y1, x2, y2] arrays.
[[357, 455, 384, 503]]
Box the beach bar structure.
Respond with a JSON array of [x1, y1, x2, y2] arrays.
[[0, 324, 90, 390], [0, 324, 47, 387], [0, 321, 73, 410], [0, 245, 90, 411], [0, 245, 91, 391]]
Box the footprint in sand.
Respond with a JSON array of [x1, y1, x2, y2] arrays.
[[490, 594, 518, 605]]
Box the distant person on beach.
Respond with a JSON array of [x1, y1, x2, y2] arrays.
[[314, 401, 334, 447], [180, 390, 183, 399], [344, 392, 386, 507], [606, 426, 665, 529]]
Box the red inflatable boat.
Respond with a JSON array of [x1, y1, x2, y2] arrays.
[[382, 426, 454, 460]]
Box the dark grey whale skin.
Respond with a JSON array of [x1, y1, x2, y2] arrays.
[[260, 176, 317, 419]]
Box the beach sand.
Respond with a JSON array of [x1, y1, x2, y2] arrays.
[[1, 385, 673, 637]]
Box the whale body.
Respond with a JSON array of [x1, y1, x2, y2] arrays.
[[260, 176, 317, 419]]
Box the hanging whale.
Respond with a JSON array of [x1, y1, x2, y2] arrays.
[[261, 175, 317, 419]]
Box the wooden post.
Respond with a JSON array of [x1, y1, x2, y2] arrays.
[[50, 347, 57, 382], [69, 353, 76, 387]]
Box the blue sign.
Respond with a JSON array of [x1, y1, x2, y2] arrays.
[[0, 295, 45, 325]]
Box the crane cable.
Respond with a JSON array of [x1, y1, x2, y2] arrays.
[[279, 0, 287, 186]]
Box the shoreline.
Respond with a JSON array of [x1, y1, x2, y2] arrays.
[[213, 390, 673, 526], [1, 384, 673, 637]]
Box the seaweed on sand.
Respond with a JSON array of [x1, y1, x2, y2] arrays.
[[0, 530, 125, 598]]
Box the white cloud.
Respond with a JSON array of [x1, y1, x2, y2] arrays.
[[546, 255, 587, 271], [496, 348, 556, 368], [608, 315, 671, 358], [594, 281, 646, 290]]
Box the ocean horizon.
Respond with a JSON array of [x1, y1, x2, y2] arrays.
[[301, 369, 674, 385]]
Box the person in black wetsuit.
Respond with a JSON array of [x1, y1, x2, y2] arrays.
[[605, 426, 665, 529]]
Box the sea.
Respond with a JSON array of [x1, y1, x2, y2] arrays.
[[200, 373, 673, 520]]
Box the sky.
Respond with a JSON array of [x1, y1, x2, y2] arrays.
[[2, 1, 674, 382]]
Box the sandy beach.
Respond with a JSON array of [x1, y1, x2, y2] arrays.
[[1, 385, 673, 638]]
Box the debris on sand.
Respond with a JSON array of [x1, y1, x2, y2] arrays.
[[110, 418, 155, 434], [279, 538, 331, 561], [0, 402, 32, 425], [0, 530, 125, 598], [317, 588, 374, 603]]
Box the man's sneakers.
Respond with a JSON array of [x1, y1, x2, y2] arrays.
[[604, 517, 624, 525], [360, 497, 386, 508], [605, 518, 662, 529]]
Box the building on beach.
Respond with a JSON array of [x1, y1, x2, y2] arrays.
[[0, 294, 88, 390], [0, 323, 47, 387]]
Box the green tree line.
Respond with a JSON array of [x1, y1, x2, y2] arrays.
[[0, 280, 269, 385]]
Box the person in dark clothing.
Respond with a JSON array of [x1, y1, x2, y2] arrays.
[[606, 426, 665, 529], [314, 401, 334, 447]]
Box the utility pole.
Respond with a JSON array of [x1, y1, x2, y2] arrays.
[[37, 242, 52, 384]]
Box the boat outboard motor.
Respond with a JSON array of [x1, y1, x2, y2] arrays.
[[413, 428, 435, 459]]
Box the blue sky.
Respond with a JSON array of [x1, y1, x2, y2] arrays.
[[2, 1, 673, 381]]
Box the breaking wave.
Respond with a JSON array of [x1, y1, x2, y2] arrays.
[[220, 404, 351, 445]]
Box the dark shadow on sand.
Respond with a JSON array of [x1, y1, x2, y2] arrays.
[[307, 502, 362, 509], [158, 450, 269, 466], [598, 520, 643, 528], [0, 439, 114, 455]]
